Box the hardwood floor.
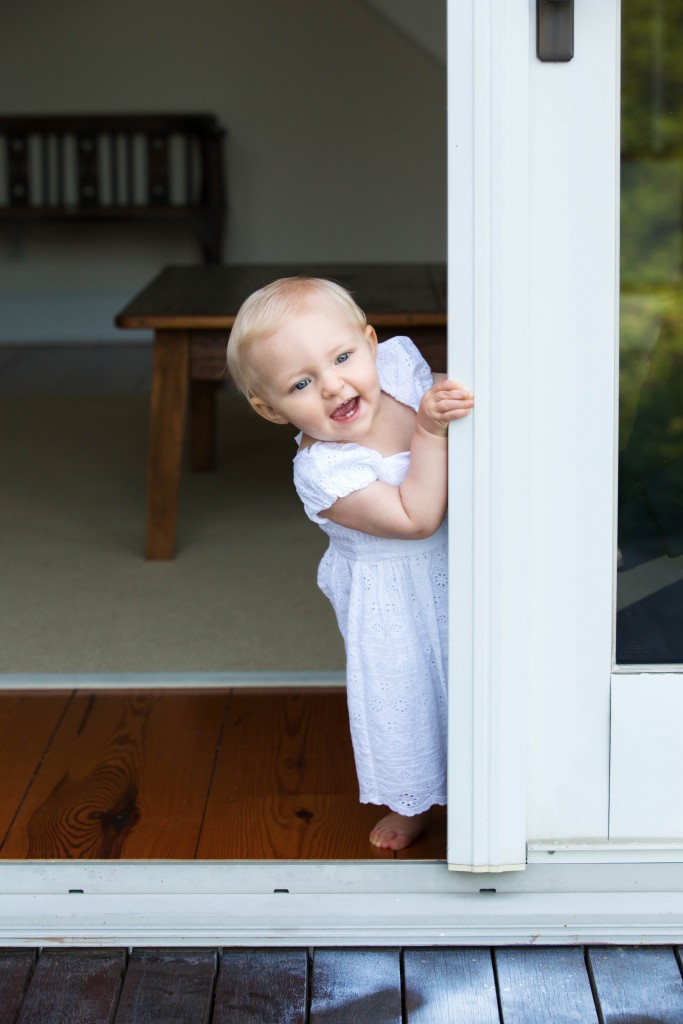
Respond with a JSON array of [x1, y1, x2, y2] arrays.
[[2, 946, 683, 1023], [0, 689, 446, 861]]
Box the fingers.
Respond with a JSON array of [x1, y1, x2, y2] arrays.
[[427, 384, 474, 419], [431, 378, 474, 401], [417, 378, 474, 435], [436, 405, 473, 421]]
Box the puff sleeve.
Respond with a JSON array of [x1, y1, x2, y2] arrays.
[[293, 442, 384, 524], [375, 336, 434, 411]]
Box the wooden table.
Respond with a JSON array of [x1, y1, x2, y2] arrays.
[[116, 263, 446, 559]]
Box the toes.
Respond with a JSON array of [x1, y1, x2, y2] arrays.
[[370, 828, 398, 849], [370, 827, 412, 851], [369, 811, 430, 851]]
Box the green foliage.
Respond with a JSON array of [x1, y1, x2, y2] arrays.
[[622, 0, 683, 155], [620, 0, 683, 456]]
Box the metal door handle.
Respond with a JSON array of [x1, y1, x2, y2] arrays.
[[537, 0, 574, 62]]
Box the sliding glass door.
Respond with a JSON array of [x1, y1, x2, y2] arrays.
[[611, 0, 683, 840]]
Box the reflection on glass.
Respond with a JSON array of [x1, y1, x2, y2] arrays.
[[617, 0, 683, 663]]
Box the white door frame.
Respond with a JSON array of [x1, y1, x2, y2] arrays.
[[447, 0, 621, 865], [446, 0, 530, 871], [5, 0, 683, 945], [522, 0, 620, 843]]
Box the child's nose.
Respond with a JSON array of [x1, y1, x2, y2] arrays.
[[321, 372, 344, 397]]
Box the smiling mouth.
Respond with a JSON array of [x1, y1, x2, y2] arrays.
[[330, 396, 359, 421]]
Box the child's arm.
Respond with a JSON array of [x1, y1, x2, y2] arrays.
[[322, 378, 473, 540]]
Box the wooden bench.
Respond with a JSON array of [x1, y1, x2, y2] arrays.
[[0, 113, 227, 262]]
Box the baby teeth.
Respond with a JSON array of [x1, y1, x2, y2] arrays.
[[334, 398, 357, 419]]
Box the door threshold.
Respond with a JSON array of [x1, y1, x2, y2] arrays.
[[0, 671, 346, 690], [529, 839, 683, 864], [1, 861, 683, 946]]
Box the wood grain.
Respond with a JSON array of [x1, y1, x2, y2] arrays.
[[0, 692, 72, 850], [197, 794, 392, 860], [1, 691, 228, 859], [404, 948, 499, 1024], [0, 950, 36, 1024], [310, 949, 402, 1024], [495, 947, 599, 1024], [2, 945, 679, 1022], [203, 690, 358, 796], [587, 946, 683, 1024], [0, 688, 443, 861], [146, 328, 190, 559], [189, 380, 219, 470], [197, 689, 392, 859], [113, 950, 216, 1024], [15, 950, 124, 1024], [213, 949, 308, 1024]]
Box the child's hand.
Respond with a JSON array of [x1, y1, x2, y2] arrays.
[[416, 378, 474, 438]]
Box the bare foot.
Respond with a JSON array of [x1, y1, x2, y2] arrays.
[[369, 810, 430, 851]]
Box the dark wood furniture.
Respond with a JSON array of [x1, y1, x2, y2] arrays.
[[116, 263, 447, 559], [0, 114, 226, 262]]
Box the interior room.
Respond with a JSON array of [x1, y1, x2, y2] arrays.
[[0, 0, 448, 860]]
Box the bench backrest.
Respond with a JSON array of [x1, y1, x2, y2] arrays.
[[0, 113, 227, 263]]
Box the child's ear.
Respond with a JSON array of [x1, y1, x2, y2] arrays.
[[249, 395, 289, 425], [364, 324, 378, 356]]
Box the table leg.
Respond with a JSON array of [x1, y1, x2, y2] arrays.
[[190, 380, 218, 471], [146, 329, 189, 559]]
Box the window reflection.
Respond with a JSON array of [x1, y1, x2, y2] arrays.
[[617, 0, 683, 663]]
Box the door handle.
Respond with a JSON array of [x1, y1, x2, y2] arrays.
[[537, 0, 574, 62]]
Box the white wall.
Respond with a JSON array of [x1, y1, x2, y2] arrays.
[[0, 0, 446, 341]]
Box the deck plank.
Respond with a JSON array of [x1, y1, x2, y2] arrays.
[[495, 947, 598, 1024], [587, 946, 683, 1024], [0, 950, 36, 1024], [1, 691, 229, 859], [0, 693, 72, 851], [15, 950, 124, 1024], [0, 945, 680, 1023], [112, 950, 216, 1024], [404, 948, 499, 1024], [212, 949, 308, 1024], [310, 949, 402, 1024], [197, 689, 390, 860]]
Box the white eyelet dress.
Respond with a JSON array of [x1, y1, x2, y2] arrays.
[[293, 337, 448, 815]]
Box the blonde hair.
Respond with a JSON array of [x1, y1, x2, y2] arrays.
[[227, 277, 367, 398]]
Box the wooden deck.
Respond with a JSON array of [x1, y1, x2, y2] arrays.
[[1, 945, 683, 1022], [0, 689, 445, 861]]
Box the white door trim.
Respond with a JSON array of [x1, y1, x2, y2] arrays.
[[2, 861, 683, 946], [446, 0, 530, 871], [610, 674, 683, 839], [524, 0, 620, 840]]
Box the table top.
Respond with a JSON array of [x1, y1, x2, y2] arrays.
[[115, 263, 447, 330]]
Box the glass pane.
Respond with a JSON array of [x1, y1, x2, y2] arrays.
[[617, 0, 683, 664]]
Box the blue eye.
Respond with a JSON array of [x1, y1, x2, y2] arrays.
[[293, 379, 309, 391], [336, 352, 350, 364]]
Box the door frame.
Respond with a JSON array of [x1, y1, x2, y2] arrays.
[[522, 0, 620, 842], [446, 0, 530, 871], [4, 0, 683, 945]]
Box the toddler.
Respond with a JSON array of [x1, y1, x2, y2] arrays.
[[227, 277, 473, 850]]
